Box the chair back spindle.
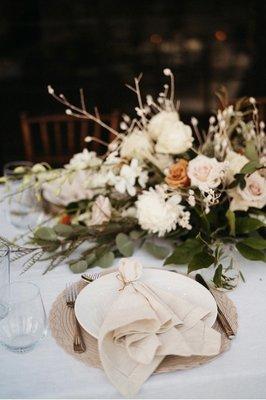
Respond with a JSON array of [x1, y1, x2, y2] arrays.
[[20, 112, 119, 166]]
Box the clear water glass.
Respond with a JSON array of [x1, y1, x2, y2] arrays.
[[0, 282, 47, 352], [4, 161, 44, 230], [0, 243, 10, 287]]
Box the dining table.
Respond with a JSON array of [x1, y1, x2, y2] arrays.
[[1, 201, 266, 399]]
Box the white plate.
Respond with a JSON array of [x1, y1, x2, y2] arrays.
[[75, 269, 217, 339]]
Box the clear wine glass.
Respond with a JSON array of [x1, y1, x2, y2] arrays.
[[0, 282, 47, 352], [0, 243, 10, 287], [4, 161, 44, 230]]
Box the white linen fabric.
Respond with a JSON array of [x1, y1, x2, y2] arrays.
[[98, 259, 221, 396], [1, 194, 266, 399]]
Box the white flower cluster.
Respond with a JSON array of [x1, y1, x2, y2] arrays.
[[40, 71, 266, 241], [136, 185, 191, 236], [65, 149, 102, 170]]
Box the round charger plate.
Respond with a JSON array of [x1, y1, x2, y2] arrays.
[[49, 279, 238, 374], [75, 268, 217, 339]]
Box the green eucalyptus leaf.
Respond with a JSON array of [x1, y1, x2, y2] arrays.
[[96, 251, 115, 268], [86, 252, 97, 266], [244, 141, 259, 162], [213, 264, 223, 287], [226, 209, 236, 236], [143, 241, 169, 260], [35, 227, 58, 241], [236, 243, 266, 261], [115, 233, 134, 257], [54, 224, 73, 237], [69, 260, 88, 274], [164, 239, 204, 265], [46, 242, 60, 252], [236, 217, 265, 234], [129, 230, 144, 240], [71, 225, 88, 235], [240, 160, 261, 175], [188, 251, 215, 274], [241, 237, 266, 250]]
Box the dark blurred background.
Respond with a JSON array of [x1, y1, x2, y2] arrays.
[[0, 0, 265, 170]]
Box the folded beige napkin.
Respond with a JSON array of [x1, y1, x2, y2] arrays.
[[98, 258, 221, 397]]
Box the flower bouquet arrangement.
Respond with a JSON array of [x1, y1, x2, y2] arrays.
[[1, 69, 265, 288]]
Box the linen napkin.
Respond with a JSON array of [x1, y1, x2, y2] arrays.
[[98, 258, 221, 397]]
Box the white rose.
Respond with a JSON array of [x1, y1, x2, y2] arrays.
[[225, 150, 249, 183], [228, 171, 266, 211], [120, 129, 153, 160], [187, 155, 227, 191], [90, 195, 111, 225], [136, 187, 184, 236], [148, 111, 180, 140], [155, 120, 194, 154]]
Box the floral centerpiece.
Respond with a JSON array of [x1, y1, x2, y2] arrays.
[[1, 69, 265, 288]]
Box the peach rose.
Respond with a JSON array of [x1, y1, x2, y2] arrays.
[[165, 160, 190, 188]]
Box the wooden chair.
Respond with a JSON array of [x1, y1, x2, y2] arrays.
[[20, 112, 119, 166], [256, 97, 266, 122]]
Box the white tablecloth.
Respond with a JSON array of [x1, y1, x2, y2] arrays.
[[0, 208, 266, 399]]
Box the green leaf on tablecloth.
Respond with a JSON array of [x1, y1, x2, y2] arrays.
[[69, 260, 88, 274], [115, 233, 134, 257], [54, 224, 73, 237], [236, 242, 266, 261], [85, 252, 97, 266], [188, 251, 215, 274], [213, 264, 223, 287], [244, 141, 259, 162], [236, 217, 265, 234], [240, 160, 261, 175], [164, 238, 204, 265], [96, 251, 115, 268], [226, 209, 236, 236], [241, 237, 266, 250], [34, 227, 58, 241], [143, 241, 169, 260]]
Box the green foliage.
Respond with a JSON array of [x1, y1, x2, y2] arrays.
[[236, 217, 265, 234], [226, 210, 235, 236], [188, 251, 215, 274], [164, 238, 204, 265], [69, 260, 88, 274], [85, 252, 97, 266], [54, 224, 73, 237], [241, 237, 266, 250], [34, 227, 58, 241], [96, 251, 115, 268], [115, 233, 134, 257], [143, 241, 169, 260], [213, 264, 223, 287], [244, 141, 259, 162], [240, 160, 261, 175], [236, 242, 266, 262], [129, 230, 145, 240]]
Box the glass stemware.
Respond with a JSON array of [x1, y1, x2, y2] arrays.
[[4, 161, 44, 230], [0, 243, 10, 287], [0, 282, 47, 352]]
